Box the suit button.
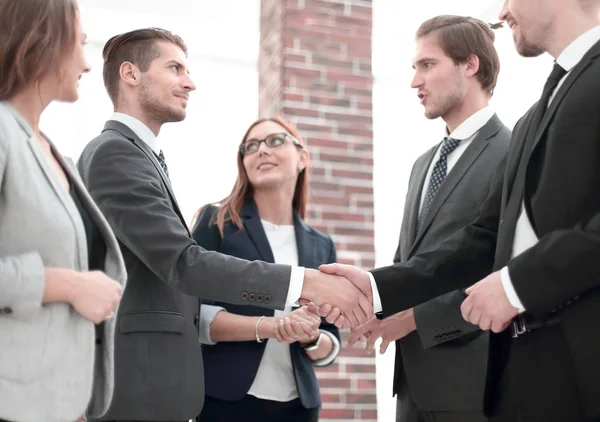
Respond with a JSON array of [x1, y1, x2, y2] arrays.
[[256, 294, 264, 303], [249, 293, 256, 302], [241, 292, 249, 300], [500, 219, 504, 225], [455, 330, 462, 336], [435, 335, 442, 342], [264, 295, 272, 304], [2, 307, 12, 314], [441, 334, 449, 341]]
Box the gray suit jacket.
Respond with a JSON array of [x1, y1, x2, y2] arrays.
[[393, 114, 510, 417], [77, 120, 292, 421], [0, 102, 127, 422]]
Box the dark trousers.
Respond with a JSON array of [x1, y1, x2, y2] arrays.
[[491, 326, 597, 422], [396, 387, 487, 422], [196, 395, 319, 422]]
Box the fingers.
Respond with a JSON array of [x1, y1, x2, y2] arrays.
[[358, 292, 374, 324], [334, 315, 347, 328], [380, 338, 391, 354], [348, 320, 372, 347], [319, 303, 333, 317], [298, 298, 311, 306], [365, 329, 380, 353], [325, 306, 342, 324], [460, 295, 474, 323], [305, 302, 320, 316], [479, 316, 492, 331]]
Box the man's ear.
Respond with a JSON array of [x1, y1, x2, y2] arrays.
[[464, 54, 480, 78], [119, 61, 141, 88]]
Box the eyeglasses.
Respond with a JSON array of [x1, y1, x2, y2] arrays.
[[239, 133, 303, 156]]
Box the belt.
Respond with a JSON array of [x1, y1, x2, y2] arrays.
[[511, 313, 560, 338]]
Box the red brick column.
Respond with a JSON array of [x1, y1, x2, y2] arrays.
[[259, 1, 376, 420]]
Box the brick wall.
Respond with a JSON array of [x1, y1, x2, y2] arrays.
[[259, 0, 376, 420]]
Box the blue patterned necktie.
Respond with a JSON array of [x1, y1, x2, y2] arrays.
[[155, 150, 170, 181], [418, 137, 461, 231]]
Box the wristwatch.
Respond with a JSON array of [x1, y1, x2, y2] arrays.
[[302, 333, 322, 352]]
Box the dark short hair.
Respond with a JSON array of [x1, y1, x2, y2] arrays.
[[417, 15, 500, 96], [0, 0, 79, 100], [102, 28, 187, 104]]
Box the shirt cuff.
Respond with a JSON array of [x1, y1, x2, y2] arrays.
[[500, 266, 526, 313], [285, 266, 305, 307], [311, 329, 341, 367], [367, 272, 383, 314], [198, 304, 226, 345]]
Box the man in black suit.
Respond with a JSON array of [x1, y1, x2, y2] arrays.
[[349, 15, 510, 422], [322, 0, 600, 420], [77, 28, 371, 422]]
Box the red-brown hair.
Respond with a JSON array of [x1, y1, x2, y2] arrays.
[[0, 0, 79, 100], [192, 117, 310, 236]]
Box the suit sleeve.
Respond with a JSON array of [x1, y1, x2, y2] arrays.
[[372, 155, 506, 318], [0, 129, 45, 321], [508, 212, 600, 317], [78, 137, 291, 310]]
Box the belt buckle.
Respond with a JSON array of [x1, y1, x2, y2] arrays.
[[511, 314, 527, 338]]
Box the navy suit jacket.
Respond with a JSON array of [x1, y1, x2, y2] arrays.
[[192, 200, 340, 409]]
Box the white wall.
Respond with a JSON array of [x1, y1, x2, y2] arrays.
[[42, 0, 261, 223], [372, 0, 553, 420]]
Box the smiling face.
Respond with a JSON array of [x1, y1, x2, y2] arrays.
[[138, 40, 196, 124], [241, 120, 307, 192], [411, 33, 467, 121], [499, 0, 553, 57]]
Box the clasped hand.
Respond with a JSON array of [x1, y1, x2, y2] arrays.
[[298, 264, 375, 328]]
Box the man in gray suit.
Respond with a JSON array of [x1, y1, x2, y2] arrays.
[[349, 16, 511, 422], [77, 28, 371, 422]]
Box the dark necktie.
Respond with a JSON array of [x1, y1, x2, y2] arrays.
[[155, 150, 170, 181], [528, 62, 567, 135], [418, 137, 461, 231]]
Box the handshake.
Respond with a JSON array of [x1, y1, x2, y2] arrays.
[[298, 263, 375, 328]]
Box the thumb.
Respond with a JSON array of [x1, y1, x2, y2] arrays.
[[305, 302, 320, 316], [318, 263, 343, 275], [380, 339, 391, 354]]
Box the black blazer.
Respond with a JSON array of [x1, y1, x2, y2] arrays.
[[372, 40, 600, 418], [77, 121, 294, 421], [192, 200, 340, 409]]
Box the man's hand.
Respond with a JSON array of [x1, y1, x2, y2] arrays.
[[461, 270, 518, 333], [300, 267, 373, 328], [349, 309, 416, 354]]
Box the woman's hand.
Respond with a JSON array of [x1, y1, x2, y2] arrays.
[[274, 303, 321, 344]]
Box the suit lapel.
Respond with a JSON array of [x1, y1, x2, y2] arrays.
[[102, 120, 188, 233], [530, 55, 595, 155], [409, 115, 501, 256], [242, 200, 275, 263], [294, 211, 317, 269], [402, 148, 435, 259]]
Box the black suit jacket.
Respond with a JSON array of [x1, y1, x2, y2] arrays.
[[393, 114, 510, 414], [192, 200, 340, 409], [372, 40, 600, 418], [77, 121, 294, 421]]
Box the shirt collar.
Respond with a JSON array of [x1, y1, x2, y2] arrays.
[[110, 112, 161, 155], [556, 25, 600, 72], [446, 105, 495, 140]]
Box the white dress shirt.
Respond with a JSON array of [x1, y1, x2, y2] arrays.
[[369, 106, 496, 314], [500, 25, 600, 312]]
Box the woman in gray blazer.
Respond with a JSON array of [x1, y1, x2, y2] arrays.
[[0, 1, 126, 421]]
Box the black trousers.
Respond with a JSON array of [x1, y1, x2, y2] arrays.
[[396, 384, 488, 422], [196, 395, 319, 422], [490, 326, 598, 422]]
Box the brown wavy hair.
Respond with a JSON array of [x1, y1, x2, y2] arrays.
[[192, 116, 309, 236], [0, 0, 79, 100]]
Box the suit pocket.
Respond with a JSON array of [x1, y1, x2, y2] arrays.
[[119, 311, 185, 334]]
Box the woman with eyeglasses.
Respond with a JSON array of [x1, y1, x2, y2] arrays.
[[192, 117, 340, 422], [0, 1, 125, 421]]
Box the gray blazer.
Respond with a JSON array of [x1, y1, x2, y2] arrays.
[[0, 102, 127, 422], [77, 120, 291, 421], [393, 114, 511, 418]]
